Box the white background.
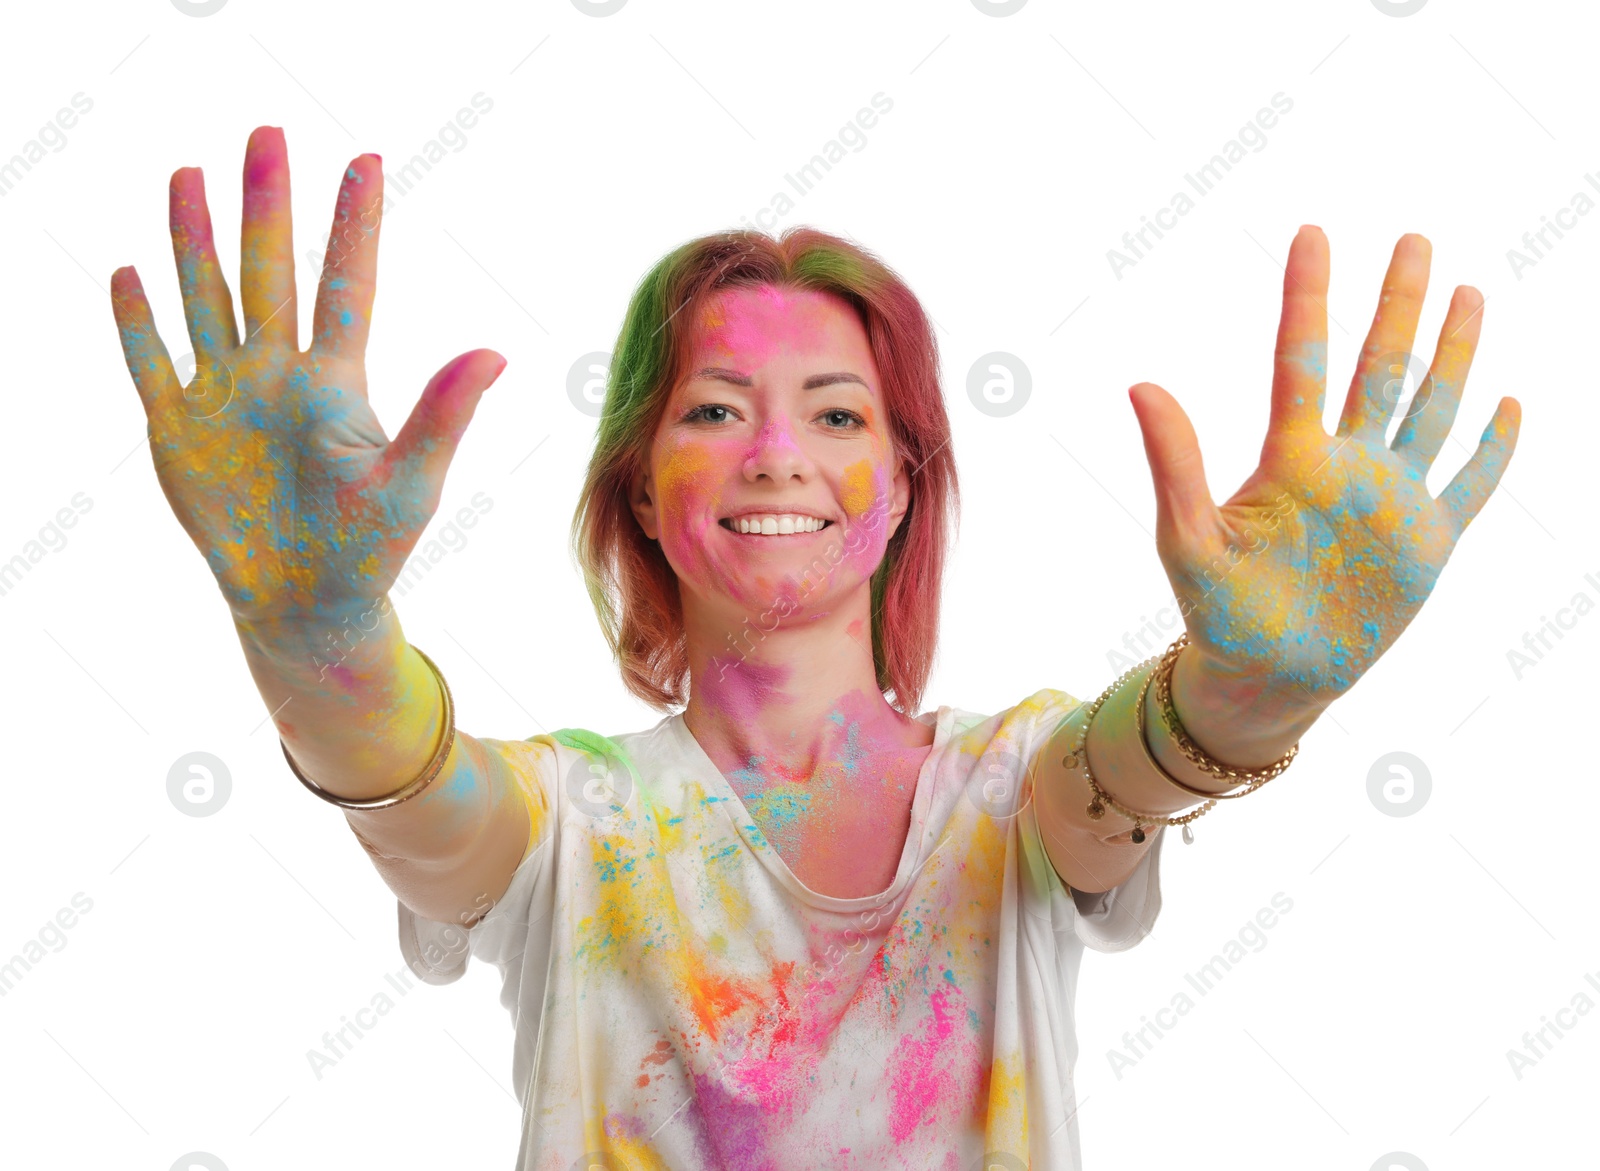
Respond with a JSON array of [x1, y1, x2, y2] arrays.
[[0, 0, 1592, 1168]]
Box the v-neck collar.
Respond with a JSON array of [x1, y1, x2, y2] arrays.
[[666, 703, 955, 913]]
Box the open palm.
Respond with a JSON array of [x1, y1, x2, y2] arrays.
[[1129, 228, 1521, 707], [110, 126, 506, 627]]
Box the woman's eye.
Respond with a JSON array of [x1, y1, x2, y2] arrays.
[[820, 409, 866, 430], [684, 404, 734, 424]]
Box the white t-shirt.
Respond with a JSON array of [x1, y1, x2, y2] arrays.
[[398, 688, 1165, 1170]]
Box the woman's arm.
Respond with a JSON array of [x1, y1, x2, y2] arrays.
[[235, 604, 539, 928], [110, 126, 525, 926], [1036, 227, 1519, 894]]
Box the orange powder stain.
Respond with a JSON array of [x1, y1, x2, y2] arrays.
[[839, 459, 877, 518], [682, 946, 757, 1043], [656, 441, 716, 507], [696, 299, 729, 347]]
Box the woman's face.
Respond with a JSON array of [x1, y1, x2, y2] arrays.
[[632, 283, 910, 621]]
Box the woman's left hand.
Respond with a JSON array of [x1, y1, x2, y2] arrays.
[[1128, 226, 1521, 715]]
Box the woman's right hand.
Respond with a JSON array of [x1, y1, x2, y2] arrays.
[[110, 125, 506, 631]]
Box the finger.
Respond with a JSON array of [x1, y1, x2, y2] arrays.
[[1338, 233, 1431, 439], [111, 266, 180, 422], [1128, 381, 1215, 547], [169, 166, 240, 359], [240, 126, 298, 347], [376, 350, 509, 504], [310, 154, 384, 359], [1390, 285, 1484, 468], [1267, 224, 1330, 435], [1439, 398, 1520, 534]]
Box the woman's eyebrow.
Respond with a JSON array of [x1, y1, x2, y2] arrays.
[[691, 367, 868, 390]]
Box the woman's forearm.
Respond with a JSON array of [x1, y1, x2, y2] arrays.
[[232, 596, 444, 802]]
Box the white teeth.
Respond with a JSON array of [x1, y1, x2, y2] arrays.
[[732, 513, 825, 534]]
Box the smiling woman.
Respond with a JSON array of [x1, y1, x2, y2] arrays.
[[110, 126, 1521, 1171]]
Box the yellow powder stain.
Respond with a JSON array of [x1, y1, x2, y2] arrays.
[[648, 800, 686, 856], [983, 1049, 1029, 1155], [965, 810, 1008, 895], [840, 459, 877, 518], [575, 834, 670, 974], [577, 1109, 675, 1171], [355, 547, 382, 581]]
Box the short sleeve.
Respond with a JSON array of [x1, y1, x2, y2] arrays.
[[396, 734, 562, 997], [1016, 688, 1166, 953]]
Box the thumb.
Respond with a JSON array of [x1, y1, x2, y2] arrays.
[[1127, 381, 1215, 545], [379, 348, 508, 501]]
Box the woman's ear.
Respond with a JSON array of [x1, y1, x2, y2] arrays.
[[629, 465, 661, 541], [884, 455, 912, 542]]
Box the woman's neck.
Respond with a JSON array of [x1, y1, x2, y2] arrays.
[[679, 598, 932, 784]]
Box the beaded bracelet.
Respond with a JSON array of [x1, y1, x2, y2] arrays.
[[1060, 653, 1211, 845]]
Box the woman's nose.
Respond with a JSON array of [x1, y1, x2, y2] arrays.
[[743, 415, 813, 482]]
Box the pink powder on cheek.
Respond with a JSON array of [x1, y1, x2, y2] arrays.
[[655, 437, 745, 598]]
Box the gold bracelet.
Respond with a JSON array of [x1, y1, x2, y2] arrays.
[[1155, 633, 1298, 786], [1137, 666, 1263, 803], [1131, 665, 1216, 844], [1061, 654, 1211, 845], [280, 644, 457, 811]]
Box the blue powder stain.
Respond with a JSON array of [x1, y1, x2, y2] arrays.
[[328, 278, 348, 291], [441, 766, 478, 801], [340, 310, 352, 326], [942, 968, 956, 985]]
